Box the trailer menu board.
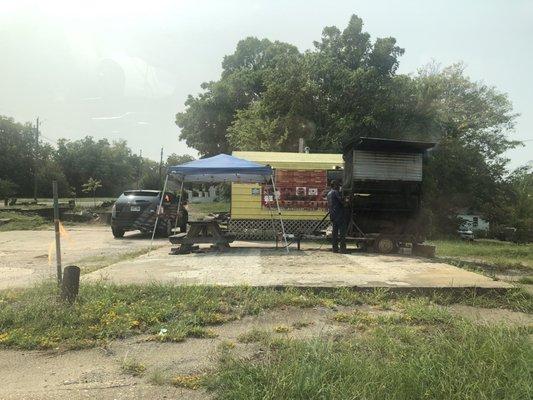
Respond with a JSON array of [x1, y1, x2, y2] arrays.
[[262, 169, 328, 211]]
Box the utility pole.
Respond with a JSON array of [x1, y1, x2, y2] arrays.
[[137, 149, 143, 189], [159, 147, 164, 189], [33, 117, 39, 202]]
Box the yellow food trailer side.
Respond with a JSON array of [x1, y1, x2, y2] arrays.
[[230, 151, 343, 238]]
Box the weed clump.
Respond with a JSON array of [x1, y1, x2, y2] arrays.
[[121, 358, 146, 376]]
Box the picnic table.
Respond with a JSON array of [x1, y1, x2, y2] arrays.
[[169, 220, 235, 254]]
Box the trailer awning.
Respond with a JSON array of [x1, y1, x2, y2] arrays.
[[167, 154, 273, 183]]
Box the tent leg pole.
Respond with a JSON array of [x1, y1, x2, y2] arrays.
[[174, 180, 185, 230], [150, 174, 168, 250], [271, 177, 289, 253], [264, 181, 277, 243]]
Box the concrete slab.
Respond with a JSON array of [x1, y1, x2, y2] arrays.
[[83, 243, 510, 289], [0, 226, 167, 289]]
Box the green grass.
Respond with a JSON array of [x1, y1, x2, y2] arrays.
[[292, 321, 313, 329], [121, 357, 146, 376], [0, 211, 49, 231], [0, 284, 531, 350], [517, 276, 533, 284], [332, 302, 453, 328], [238, 328, 272, 344], [148, 369, 170, 386], [209, 321, 532, 400], [430, 239, 533, 271], [188, 201, 230, 220]]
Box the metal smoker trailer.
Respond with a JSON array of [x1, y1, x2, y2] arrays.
[[342, 137, 435, 254]]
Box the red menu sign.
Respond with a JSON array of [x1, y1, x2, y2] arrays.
[[262, 169, 328, 211]]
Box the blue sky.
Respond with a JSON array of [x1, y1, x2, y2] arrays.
[[0, 0, 531, 168]]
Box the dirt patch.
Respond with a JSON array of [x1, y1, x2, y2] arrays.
[[449, 305, 533, 326], [0, 345, 204, 400]]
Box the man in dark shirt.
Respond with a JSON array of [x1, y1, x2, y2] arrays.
[[327, 180, 347, 253]]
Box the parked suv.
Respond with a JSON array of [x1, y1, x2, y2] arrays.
[[111, 190, 187, 238]]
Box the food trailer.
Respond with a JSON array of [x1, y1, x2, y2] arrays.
[[230, 151, 343, 239]]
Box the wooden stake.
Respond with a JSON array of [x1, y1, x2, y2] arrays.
[[61, 266, 80, 303], [53, 180, 62, 284]]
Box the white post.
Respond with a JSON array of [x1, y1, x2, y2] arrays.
[[271, 175, 289, 253], [150, 174, 169, 250], [174, 180, 185, 230]]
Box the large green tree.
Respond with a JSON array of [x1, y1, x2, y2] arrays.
[[0, 116, 36, 196], [183, 15, 424, 153], [417, 64, 519, 230], [176, 37, 300, 155], [0, 116, 70, 197], [55, 137, 138, 196]]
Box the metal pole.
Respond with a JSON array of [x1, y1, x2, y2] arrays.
[[33, 117, 39, 202], [271, 175, 289, 253], [150, 174, 169, 250], [53, 180, 62, 284], [174, 180, 185, 230]]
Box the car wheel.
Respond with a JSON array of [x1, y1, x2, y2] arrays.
[[112, 227, 125, 238], [373, 236, 397, 254]]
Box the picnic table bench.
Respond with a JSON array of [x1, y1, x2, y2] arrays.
[[169, 220, 235, 254]]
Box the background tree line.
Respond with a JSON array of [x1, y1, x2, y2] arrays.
[[176, 14, 531, 237], [0, 115, 193, 199]]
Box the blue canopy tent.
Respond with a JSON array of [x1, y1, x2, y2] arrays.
[[151, 154, 289, 251], [167, 154, 274, 183]]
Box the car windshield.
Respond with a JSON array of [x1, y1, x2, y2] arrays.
[[123, 191, 159, 197]]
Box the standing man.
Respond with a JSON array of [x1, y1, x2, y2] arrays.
[[327, 180, 347, 253]]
